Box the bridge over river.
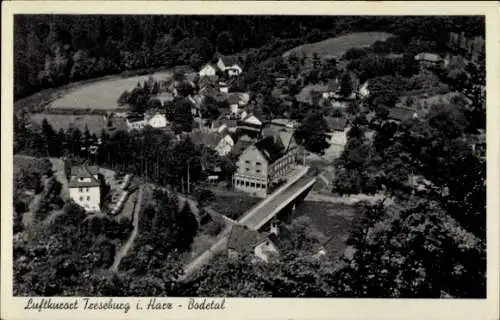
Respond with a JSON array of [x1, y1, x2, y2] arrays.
[[180, 165, 319, 280]]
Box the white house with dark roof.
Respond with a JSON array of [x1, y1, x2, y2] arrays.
[[146, 113, 169, 129], [324, 116, 350, 159], [232, 134, 297, 197], [126, 114, 147, 131], [68, 163, 101, 212], [217, 56, 243, 77]]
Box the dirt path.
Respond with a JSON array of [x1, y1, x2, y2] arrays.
[[48, 158, 69, 201], [43, 209, 66, 226], [22, 194, 43, 229], [109, 185, 144, 273]]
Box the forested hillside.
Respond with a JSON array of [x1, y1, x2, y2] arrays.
[[14, 15, 483, 99]]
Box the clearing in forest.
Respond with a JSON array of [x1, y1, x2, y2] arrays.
[[282, 32, 394, 59], [48, 71, 173, 110]]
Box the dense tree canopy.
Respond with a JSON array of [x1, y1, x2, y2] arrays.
[[15, 15, 483, 99], [294, 112, 330, 155]]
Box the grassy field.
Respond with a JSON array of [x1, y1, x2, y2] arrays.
[[48, 71, 173, 110], [283, 32, 394, 59]]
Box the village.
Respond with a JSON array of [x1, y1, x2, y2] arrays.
[[12, 15, 487, 298]]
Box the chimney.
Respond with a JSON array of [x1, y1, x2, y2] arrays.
[[270, 222, 279, 236]]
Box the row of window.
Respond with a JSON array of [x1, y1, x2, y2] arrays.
[[245, 168, 261, 173], [79, 196, 91, 201], [79, 188, 90, 192], [234, 179, 267, 189], [245, 160, 262, 166]]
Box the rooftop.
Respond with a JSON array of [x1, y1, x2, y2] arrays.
[[201, 63, 220, 72], [227, 224, 265, 254], [254, 136, 286, 164], [126, 115, 145, 122], [69, 163, 100, 188], [262, 126, 296, 151]]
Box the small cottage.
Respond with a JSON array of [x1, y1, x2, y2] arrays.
[[227, 224, 279, 263], [68, 163, 101, 212], [126, 115, 147, 131], [217, 56, 243, 77]]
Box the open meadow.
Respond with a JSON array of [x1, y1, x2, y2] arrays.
[[48, 71, 173, 110], [283, 32, 394, 59]]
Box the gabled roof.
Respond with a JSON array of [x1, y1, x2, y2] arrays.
[[241, 114, 262, 126], [262, 126, 296, 151], [254, 136, 286, 164], [325, 116, 348, 132], [227, 224, 265, 254], [126, 115, 145, 123], [69, 163, 100, 188]]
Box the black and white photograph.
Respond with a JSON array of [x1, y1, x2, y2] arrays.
[[2, 2, 498, 316]]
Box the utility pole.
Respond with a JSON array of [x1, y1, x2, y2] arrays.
[[187, 159, 191, 194]]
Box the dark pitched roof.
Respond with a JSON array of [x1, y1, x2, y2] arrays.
[[227, 224, 265, 254], [261, 126, 295, 151], [325, 116, 348, 132], [69, 163, 100, 188], [387, 107, 417, 122], [254, 136, 286, 164], [237, 120, 262, 130], [126, 115, 145, 122]]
